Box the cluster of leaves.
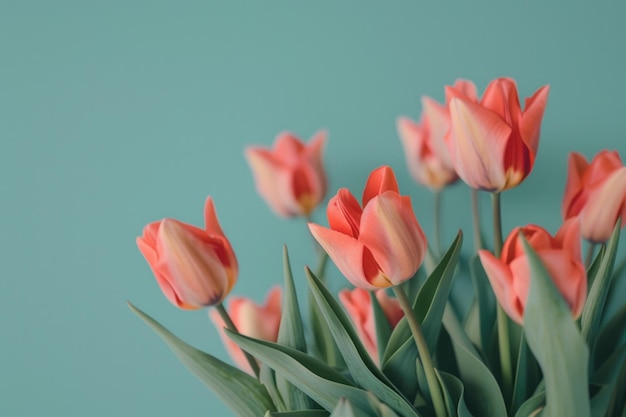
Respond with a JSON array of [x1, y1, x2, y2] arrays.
[[130, 224, 625, 417]]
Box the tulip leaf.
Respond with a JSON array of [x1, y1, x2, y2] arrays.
[[226, 330, 374, 414], [330, 398, 357, 417], [590, 384, 613, 417], [371, 291, 392, 365], [445, 305, 507, 417], [521, 237, 591, 417], [606, 357, 626, 417], [265, 411, 329, 417], [128, 303, 275, 417], [468, 255, 496, 358], [277, 246, 314, 410], [581, 220, 621, 347], [381, 232, 463, 398], [435, 370, 474, 417], [260, 363, 287, 411], [305, 268, 420, 417], [309, 252, 345, 367], [510, 333, 540, 416], [367, 393, 402, 417], [594, 303, 626, 371], [513, 392, 545, 417]]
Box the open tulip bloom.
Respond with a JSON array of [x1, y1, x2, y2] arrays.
[[129, 77, 626, 417]]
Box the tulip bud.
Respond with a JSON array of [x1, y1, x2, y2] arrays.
[[562, 150, 626, 242], [309, 166, 427, 290], [447, 77, 550, 192], [245, 131, 327, 217], [478, 220, 586, 324], [339, 288, 403, 364], [209, 287, 282, 374], [136, 198, 238, 309]]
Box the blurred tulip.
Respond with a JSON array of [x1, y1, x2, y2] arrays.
[[339, 288, 403, 364], [309, 166, 427, 290], [478, 220, 586, 324], [562, 150, 626, 242], [210, 287, 282, 374], [136, 198, 238, 309], [245, 131, 327, 217], [447, 77, 550, 192], [397, 80, 477, 190]]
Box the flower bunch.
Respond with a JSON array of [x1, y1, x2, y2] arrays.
[[130, 79, 626, 417]]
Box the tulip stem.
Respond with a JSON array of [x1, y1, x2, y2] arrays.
[[434, 191, 442, 257], [216, 303, 260, 379], [585, 242, 596, 268], [393, 286, 447, 417], [492, 192, 513, 405], [472, 189, 484, 251]]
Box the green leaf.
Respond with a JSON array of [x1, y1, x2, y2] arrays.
[[521, 236, 591, 417], [591, 345, 626, 386], [513, 393, 545, 417], [590, 384, 613, 417], [445, 305, 507, 417], [510, 333, 540, 416], [594, 303, 626, 371], [128, 303, 275, 417], [226, 330, 373, 414], [381, 232, 463, 398], [309, 252, 344, 367], [606, 357, 626, 417], [260, 363, 287, 412], [581, 220, 621, 346], [277, 246, 314, 410], [306, 268, 420, 417], [468, 256, 496, 357], [265, 411, 330, 417], [367, 393, 402, 417], [371, 291, 393, 365], [436, 371, 474, 417], [330, 398, 357, 417]]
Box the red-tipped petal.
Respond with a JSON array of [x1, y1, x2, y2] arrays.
[[481, 78, 522, 127], [562, 152, 589, 219], [327, 190, 363, 238], [520, 85, 550, 153], [273, 132, 305, 162], [204, 197, 225, 237], [449, 98, 512, 191], [554, 218, 582, 262], [479, 250, 523, 324], [581, 167, 626, 242], [362, 166, 399, 206]]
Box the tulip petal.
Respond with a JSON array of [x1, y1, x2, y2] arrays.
[[445, 79, 478, 104], [274, 132, 305, 162], [520, 85, 550, 154], [359, 193, 426, 285], [421, 96, 453, 166], [481, 78, 522, 128], [562, 152, 589, 219], [204, 197, 225, 237], [580, 167, 626, 242], [479, 250, 523, 324], [308, 223, 385, 290], [449, 98, 512, 191], [362, 165, 399, 206], [554, 218, 582, 262], [327, 189, 363, 237]]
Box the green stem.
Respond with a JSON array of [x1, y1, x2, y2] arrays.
[[393, 286, 447, 417], [434, 191, 442, 257], [216, 303, 260, 378], [585, 242, 596, 269], [472, 189, 484, 251], [492, 192, 512, 405]]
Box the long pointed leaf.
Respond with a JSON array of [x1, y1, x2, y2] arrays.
[[128, 303, 275, 417]]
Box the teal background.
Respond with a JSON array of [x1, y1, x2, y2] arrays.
[[2, 2, 625, 416]]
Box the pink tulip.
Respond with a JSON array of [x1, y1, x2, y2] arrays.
[[210, 287, 282, 374], [245, 131, 327, 217], [308, 166, 427, 290], [478, 220, 586, 324], [562, 150, 626, 243], [446, 77, 550, 192], [136, 198, 238, 309], [339, 288, 403, 364], [398, 80, 477, 190]]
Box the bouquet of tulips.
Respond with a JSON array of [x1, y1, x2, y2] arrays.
[[129, 77, 626, 417]]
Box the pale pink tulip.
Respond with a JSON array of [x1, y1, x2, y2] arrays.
[[137, 198, 238, 309], [562, 150, 626, 242], [309, 166, 427, 290], [245, 131, 327, 217], [210, 287, 282, 374], [339, 288, 403, 364], [479, 220, 586, 324], [447, 77, 550, 192]]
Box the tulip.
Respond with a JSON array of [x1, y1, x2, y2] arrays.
[[447, 77, 550, 192], [339, 288, 403, 364], [209, 287, 282, 374], [308, 166, 427, 290], [478, 219, 586, 324], [562, 150, 626, 243], [136, 198, 238, 309], [397, 80, 477, 190], [245, 130, 327, 217]]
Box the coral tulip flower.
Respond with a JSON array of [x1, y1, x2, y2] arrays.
[[397, 79, 477, 190], [478, 220, 586, 325], [339, 288, 403, 364], [245, 131, 327, 217], [447, 77, 550, 192], [136, 198, 238, 309], [210, 287, 282, 374], [308, 166, 427, 290], [562, 150, 626, 243]]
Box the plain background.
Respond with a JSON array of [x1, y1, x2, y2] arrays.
[[2, 1, 625, 416]]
